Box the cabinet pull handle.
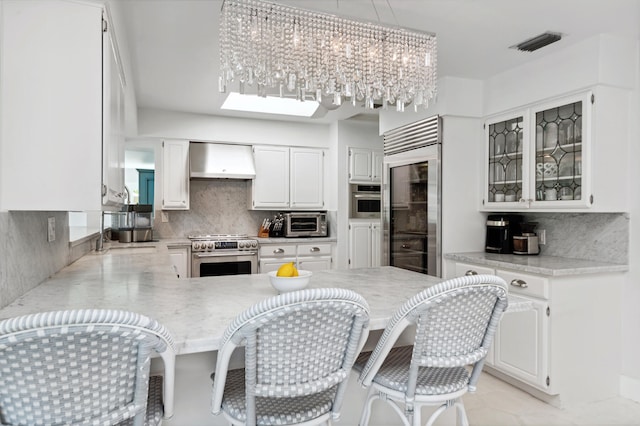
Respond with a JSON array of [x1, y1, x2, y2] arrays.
[[310, 247, 320, 252], [510, 279, 528, 288], [465, 270, 478, 276], [273, 248, 285, 254], [401, 244, 410, 249]]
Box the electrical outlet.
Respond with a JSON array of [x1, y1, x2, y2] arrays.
[[539, 229, 546, 245], [161, 211, 169, 223], [47, 217, 55, 242]]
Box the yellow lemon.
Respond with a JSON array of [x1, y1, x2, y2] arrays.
[[276, 262, 297, 277]]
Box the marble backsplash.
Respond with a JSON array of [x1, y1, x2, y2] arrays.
[[0, 211, 69, 309], [518, 212, 629, 264], [153, 179, 336, 238]]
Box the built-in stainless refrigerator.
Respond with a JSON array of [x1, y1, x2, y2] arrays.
[[382, 117, 441, 277]]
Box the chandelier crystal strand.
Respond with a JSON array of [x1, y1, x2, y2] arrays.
[[219, 0, 437, 111]]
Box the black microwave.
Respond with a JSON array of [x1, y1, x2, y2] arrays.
[[350, 184, 381, 219]]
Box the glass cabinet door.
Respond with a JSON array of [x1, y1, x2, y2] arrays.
[[487, 115, 524, 204], [534, 100, 583, 203]]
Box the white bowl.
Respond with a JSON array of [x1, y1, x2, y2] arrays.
[[268, 270, 312, 293]]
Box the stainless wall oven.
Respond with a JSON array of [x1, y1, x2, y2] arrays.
[[350, 184, 381, 219], [189, 235, 258, 277]]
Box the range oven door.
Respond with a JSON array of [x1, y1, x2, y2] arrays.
[[192, 251, 258, 277]]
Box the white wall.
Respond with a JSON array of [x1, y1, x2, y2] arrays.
[[621, 41, 640, 401], [379, 76, 484, 135], [137, 108, 331, 148]]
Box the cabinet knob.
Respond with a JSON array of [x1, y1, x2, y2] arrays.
[[273, 248, 285, 254], [465, 270, 478, 276], [310, 247, 320, 252], [401, 244, 410, 249], [510, 279, 528, 288]]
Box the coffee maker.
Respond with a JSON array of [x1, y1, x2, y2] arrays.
[[485, 214, 523, 254], [513, 222, 540, 255]]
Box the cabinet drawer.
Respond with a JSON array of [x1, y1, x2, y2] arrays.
[[259, 245, 297, 258], [454, 262, 495, 277], [297, 243, 332, 256], [497, 269, 549, 300]]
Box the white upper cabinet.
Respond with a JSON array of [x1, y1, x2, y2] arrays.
[[161, 140, 190, 210], [483, 88, 628, 212], [251, 146, 324, 210], [251, 146, 290, 209], [102, 16, 126, 207], [349, 147, 383, 183], [0, 0, 125, 211], [290, 147, 324, 209]]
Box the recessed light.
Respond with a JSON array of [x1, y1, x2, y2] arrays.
[[221, 93, 320, 117]]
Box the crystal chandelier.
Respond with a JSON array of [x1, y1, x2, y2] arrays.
[[219, 0, 437, 112]]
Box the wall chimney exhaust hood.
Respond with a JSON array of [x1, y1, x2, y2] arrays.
[[189, 142, 256, 179]]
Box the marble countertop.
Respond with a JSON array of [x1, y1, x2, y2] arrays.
[[0, 242, 441, 354], [256, 236, 337, 244], [445, 252, 628, 276], [0, 242, 528, 355]]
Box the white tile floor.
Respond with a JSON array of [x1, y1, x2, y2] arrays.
[[165, 352, 640, 425], [462, 373, 640, 426]]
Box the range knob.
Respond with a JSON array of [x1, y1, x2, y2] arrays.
[[207, 242, 214, 249], [239, 241, 245, 248], [252, 241, 258, 248], [193, 242, 200, 250]]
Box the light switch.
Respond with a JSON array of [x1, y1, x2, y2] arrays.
[[48, 217, 55, 242]]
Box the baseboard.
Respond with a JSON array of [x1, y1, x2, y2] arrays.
[[620, 375, 640, 403]]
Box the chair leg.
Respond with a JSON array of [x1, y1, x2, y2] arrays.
[[411, 406, 421, 426], [359, 386, 379, 426], [454, 399, 469, 426], [424, 402, 449, 426]]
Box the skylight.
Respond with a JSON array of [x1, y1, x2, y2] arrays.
[[221, 93, 320, 117]]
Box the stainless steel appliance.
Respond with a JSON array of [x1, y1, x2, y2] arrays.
[[284, 212, 328, 238], [189, 234, 258, 277], [189, 142, 256, 179], [383, 144, 441, 277], [485, 214, 523, 254], [350, 184, 381, 219], [513, 222, 540, 255]]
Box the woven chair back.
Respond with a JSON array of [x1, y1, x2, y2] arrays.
[[0, 310, 174, 426], [411, 283, 507, 368]]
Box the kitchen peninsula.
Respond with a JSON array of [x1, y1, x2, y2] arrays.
[[0, 243, 448, 354], [0, 241, 625, 425]]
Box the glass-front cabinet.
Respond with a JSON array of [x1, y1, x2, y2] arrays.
[[484, 91, 592, 210], [487, 114, 526, 204]]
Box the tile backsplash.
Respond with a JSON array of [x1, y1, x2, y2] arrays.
[[153, 179, 336, 238], [0, 211, 69, 309], [519, 212, 629, 264]]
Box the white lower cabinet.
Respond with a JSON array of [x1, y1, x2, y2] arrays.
[[348, 220, 381, 269], [168, 246, 191, 278], [448, 259, 623, 406], [259, 241, 333, 273], [296, 243, 332, 271]]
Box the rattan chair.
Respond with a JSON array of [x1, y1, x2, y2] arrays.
[[354, 274, 508, 426], [0, 309, 176, 426], [211, 288, 370, 426]]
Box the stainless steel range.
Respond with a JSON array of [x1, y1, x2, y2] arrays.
[[189, 234, 258, 277]]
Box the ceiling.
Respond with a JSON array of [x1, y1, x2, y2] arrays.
[[116, 0, 640, 123]]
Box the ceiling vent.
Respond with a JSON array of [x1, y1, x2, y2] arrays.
[[511, 32, 562, 52]]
